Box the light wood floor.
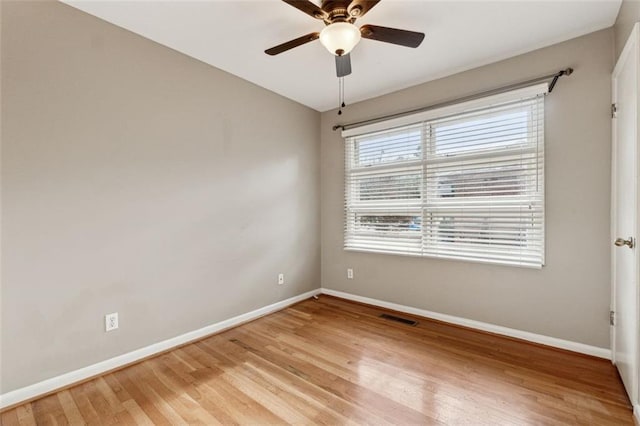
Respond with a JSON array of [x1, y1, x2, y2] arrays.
[[1, 295, 633, 425]]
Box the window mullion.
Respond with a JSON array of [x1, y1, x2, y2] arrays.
[[421, 122, 431, 256]]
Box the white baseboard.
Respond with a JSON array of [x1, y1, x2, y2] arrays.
[[320, 288, 611, 360], [0, 289, 321, 410]]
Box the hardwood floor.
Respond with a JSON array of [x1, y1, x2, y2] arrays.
[[1, 295, 633, 425]]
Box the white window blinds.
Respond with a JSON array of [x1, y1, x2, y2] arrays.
[[344, 85, 546, 268]]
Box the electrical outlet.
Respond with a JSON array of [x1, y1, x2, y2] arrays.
[[278, 273, 284, 285], [347, 268, 354, 279], [105, 312, 119, 332]]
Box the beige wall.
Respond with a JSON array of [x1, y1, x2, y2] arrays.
[[0, 1, 320, 393], [614, 0, 640, 60], [321, 29, 613, 348]]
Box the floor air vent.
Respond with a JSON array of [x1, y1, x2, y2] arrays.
[[379, 313, 418, 326]]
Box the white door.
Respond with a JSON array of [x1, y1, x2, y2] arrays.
[[612, 23, 640, 405]]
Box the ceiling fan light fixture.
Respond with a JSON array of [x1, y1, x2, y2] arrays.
[[319, 22, 361, 56]]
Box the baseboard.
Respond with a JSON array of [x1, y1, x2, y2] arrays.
[[634, 404, 640, 425], [0, 288, 321, 411], [320, 288, 611, 359]]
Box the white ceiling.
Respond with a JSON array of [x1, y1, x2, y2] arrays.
[[63, 0, 622, 112]]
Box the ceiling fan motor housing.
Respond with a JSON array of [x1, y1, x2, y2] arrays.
[[321, 0, 359, 23]]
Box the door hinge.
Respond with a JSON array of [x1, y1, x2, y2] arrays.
[[611, 103, 618, 118], [610, 310, 616, 326]]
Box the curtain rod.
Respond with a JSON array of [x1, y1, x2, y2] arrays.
[[332, 67, 573, 132]]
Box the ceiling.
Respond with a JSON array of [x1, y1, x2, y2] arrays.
[[63, 0, 622, 112]]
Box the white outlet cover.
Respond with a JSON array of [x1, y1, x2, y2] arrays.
[[105, 312, 119, 332], [278, 273, 284, 285], [347, 268, 354, 279]]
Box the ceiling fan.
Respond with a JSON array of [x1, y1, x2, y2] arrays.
[[265, 0, 425, 78]]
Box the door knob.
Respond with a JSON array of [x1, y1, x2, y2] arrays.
[[615, 237, 635, 249]]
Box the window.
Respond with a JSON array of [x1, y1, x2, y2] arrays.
[[344, 85, 545, 267]]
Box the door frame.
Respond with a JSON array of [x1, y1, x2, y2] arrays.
[[611, 22, 640, 411]]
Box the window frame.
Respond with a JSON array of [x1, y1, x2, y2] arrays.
[[343, 84, 546, 268]]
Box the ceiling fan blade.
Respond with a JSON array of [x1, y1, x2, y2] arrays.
[[360, 25, 425, 48], [265, 32, 320, 56], [347, 0, 381, 19], [282, 0, 328, 20], [335, 54, 352, 77]]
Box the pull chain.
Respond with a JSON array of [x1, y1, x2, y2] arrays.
[[341, 76, 346, 108], [338, 77, 343, 115], [338, 77, 346, 115]]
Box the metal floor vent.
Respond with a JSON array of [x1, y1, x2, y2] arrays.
[[379, 313, 418, 326]]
